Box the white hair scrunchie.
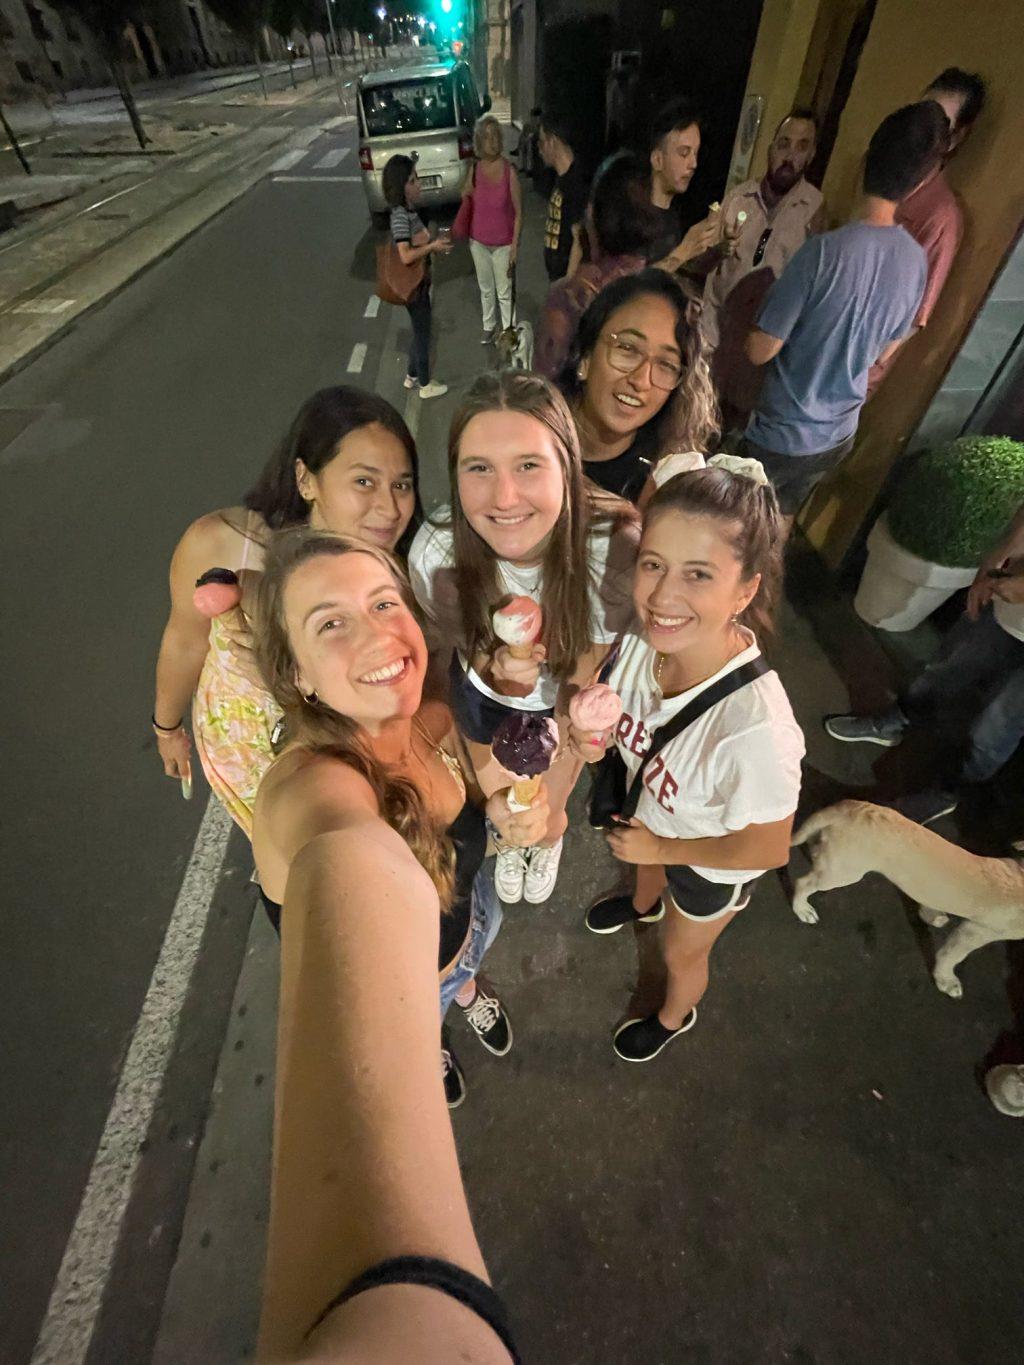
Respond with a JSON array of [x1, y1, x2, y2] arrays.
[[706, 452, 769, 487], [651, 450, 706, 488]]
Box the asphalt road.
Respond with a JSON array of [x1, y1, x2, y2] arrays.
[[3, 107, 1023, 1365], [0, 113, 452, 1365]]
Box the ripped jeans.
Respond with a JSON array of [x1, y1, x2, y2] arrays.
[[439, 865, 503, 1019]]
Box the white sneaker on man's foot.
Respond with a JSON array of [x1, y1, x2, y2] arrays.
[[494, 845, 527, 902], [418, 381, 448, 399], [524, 838, 563, 903]]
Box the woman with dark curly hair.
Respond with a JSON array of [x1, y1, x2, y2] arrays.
[[556, 268, 719, 502]]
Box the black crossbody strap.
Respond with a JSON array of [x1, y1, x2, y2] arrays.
[[620, 658, 771, 822]]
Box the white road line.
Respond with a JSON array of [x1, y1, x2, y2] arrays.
[[321, 114, 355, 130], [313, 147, 350, 169], [363, 295, 380, 318], [29, 797, 233, 1365], [347, 342, 367, 373], [271, 175, 360, 184], [267, 148, 308, 174], [13, 298, 76, 315]]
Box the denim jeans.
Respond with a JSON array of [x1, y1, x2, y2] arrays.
[[900, 609, 1024, 785], [405, 287, 432, 385], [438, 865, 503, 1018]]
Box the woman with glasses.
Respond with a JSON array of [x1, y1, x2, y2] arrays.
[[556, 269, 719, 502], [534, 153, 660, 384]]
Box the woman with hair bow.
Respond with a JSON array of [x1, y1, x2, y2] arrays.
[[569, 453, 805, 1062]]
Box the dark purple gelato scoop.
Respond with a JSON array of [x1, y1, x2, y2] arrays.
[[490, 712, 560, 777]]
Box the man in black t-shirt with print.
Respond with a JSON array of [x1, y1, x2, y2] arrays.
[[539, 112, 589, 282]]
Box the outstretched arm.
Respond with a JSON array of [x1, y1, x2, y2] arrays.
[[259, 823, 511, 1363]]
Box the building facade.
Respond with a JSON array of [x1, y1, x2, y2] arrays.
[[0, 1, 273, 100]]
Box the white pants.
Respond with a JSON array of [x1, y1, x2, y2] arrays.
[[469, 239, 514, 332]]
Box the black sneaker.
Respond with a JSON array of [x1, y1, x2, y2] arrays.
[[442, 1046, 466, 1108], [460, 986, 513, 1056], [586, 893, 664, 934], [613, 1008, 697, 1062], [891, 789, 958, 827]]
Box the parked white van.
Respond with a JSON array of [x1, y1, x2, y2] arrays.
[[357, 61, 490, 221]]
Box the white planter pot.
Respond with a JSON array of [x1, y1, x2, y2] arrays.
[[854, 516, 977, 632]]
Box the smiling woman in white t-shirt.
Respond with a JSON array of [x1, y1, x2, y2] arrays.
[[410, 371, 639, 906], [570, 456, 805, 1063]]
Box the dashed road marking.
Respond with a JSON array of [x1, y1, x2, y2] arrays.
[[364, 295, 380, 318], [347, 342, 367, 373]]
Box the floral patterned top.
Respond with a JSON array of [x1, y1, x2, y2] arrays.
[[191, 514, 281, 838]]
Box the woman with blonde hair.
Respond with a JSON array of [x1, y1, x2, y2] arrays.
[[251, 529, 548, 1108], [461, 115, 522, 345]]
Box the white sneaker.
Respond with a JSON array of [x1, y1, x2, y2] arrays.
[[403, 374, 419, 390], [418, 381, 448, 399], [524, 837, 563, 904], [494, 845, 527, 902]]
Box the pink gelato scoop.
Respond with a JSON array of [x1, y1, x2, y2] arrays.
[[569, 683, 624, 735], [492, 596, 543, 654], [193, 567, 242, 618]]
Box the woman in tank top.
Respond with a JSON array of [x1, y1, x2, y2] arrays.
[[151, 387, 422, 836], [463, 116, 522, 345], [251, 530, 549, 1109]]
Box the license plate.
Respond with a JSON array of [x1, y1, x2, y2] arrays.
[[419, 175, 441, 189]]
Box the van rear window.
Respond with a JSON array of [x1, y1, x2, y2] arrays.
[[362, 77, 456, 136]]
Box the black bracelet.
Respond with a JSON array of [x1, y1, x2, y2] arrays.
[[152, 713, 183, 733]]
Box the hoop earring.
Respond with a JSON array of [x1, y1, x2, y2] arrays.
[[303, 690, 319, 705]]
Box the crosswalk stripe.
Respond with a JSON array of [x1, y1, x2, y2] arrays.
[[267, 148, 307, 173], [313, 147, 350, 169]]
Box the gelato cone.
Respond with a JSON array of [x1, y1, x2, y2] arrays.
[[194, 567, 242, 618], [569, 683, 623, 747], [512, 773, 543, 807], [491, 712, 559, 811], [493, 596, 543, 660]]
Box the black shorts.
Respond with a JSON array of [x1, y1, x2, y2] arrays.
[[741, 434, 856, 516], [447, 650, 554, 746], [664, 864, 758, 921]]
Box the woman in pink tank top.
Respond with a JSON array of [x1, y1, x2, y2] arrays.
[[463, 116, 522, 344]]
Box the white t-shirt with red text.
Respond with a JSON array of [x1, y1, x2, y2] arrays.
[[605, 629, 805, 884]]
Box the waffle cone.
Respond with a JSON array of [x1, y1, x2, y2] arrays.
[[507, 643, 534, 659], [511, 774, 542, 807]]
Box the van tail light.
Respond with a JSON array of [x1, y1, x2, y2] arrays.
[[359, 145, 373, 171], [458, 133, 473, 160]]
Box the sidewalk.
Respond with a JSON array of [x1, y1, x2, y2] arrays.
[[0, 47, 422, 384]]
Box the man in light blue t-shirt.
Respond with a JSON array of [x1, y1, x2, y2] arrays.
[[741, 101, 950, 524]]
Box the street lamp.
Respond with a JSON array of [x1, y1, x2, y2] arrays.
[[441, 0, 452, 12]]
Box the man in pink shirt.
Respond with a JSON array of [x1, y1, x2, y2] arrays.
[[867, 67, 986, 394]]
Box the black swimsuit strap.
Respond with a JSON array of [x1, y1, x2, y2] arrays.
[[307, 1255, 519, 1361]]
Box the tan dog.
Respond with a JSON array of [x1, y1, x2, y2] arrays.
[[791, 800, 1024, 998]]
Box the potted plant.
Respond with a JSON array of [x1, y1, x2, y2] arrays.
[[855, 435, 1024, 632]]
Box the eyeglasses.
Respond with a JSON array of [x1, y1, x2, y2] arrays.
[[752, 227, 773, 267], [603, 332, 684, 391]]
